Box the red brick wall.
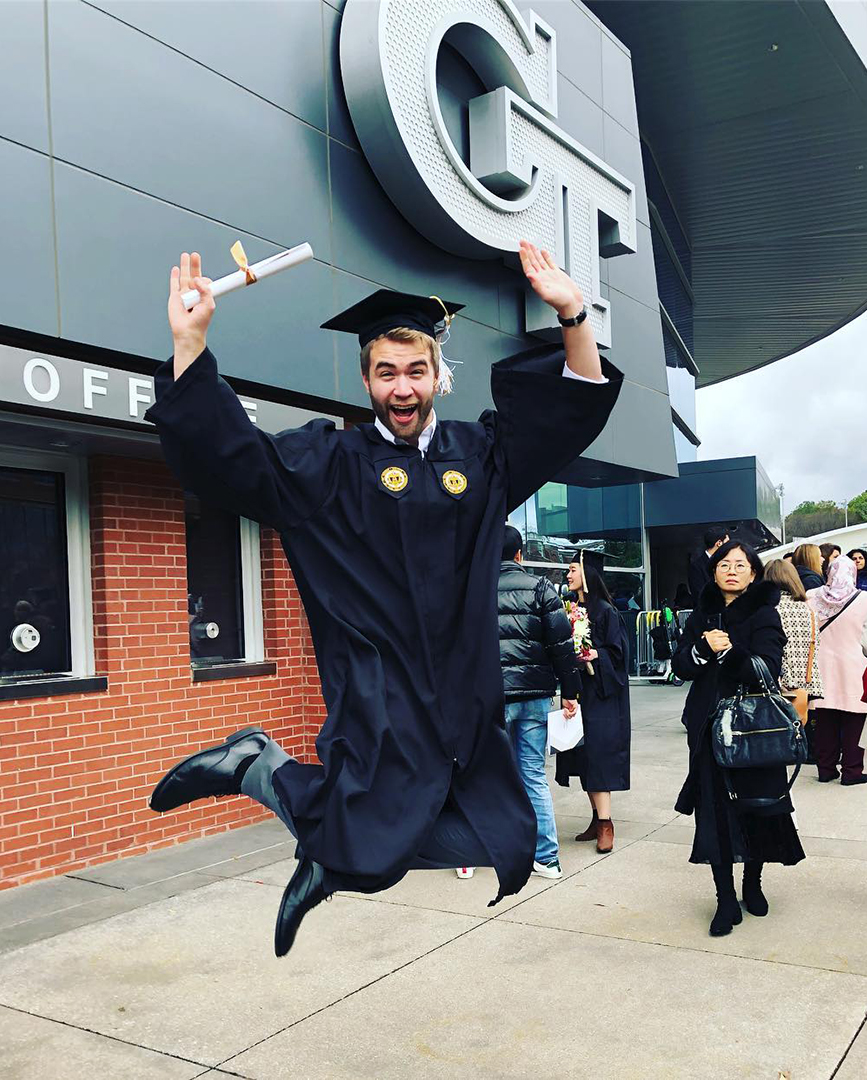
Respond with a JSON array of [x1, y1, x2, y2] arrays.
[[0, 455, 323, 890]]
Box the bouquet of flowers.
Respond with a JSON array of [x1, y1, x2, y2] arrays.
[[565, 599, 595, 675]]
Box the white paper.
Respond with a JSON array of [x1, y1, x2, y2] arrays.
[[181, 242, 314, 310], [547, 707, 584, 752]]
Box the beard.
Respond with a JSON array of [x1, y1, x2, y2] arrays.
[[369, 391, 435, 446]]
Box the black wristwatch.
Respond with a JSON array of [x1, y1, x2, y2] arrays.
[[557, 309, 587, 327]]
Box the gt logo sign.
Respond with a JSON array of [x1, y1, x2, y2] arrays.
[[340, 0, 637, 347]]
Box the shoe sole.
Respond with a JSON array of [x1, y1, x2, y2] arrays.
[[710, 907, 743, 936], [150, 726, 265, 812]]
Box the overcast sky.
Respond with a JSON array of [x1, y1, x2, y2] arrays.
[[695, 310, 867, 515]]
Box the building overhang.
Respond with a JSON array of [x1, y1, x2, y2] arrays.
[[586, 0, 867, 387], [644, 456, 782, 547]]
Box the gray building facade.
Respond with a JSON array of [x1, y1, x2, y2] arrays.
[[2, 0, 866, 681], [0, 0, 677, 475]]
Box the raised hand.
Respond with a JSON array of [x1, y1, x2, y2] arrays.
[[518, 239, 583, 317], [168, 252, 215, 379], [168, 251, 215, 350]]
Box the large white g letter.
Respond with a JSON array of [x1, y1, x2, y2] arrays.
[[341, 0, 637, 346]]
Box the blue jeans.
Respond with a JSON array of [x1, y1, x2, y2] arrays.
[[505, 697, 558, 865]]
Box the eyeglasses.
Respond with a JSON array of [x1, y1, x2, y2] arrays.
[[717, 562, 749, 573]]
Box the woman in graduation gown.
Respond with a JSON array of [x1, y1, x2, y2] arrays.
[[145, 244, 624, 955], [672, 540, 805, 938], [555, 557, 631, 853]]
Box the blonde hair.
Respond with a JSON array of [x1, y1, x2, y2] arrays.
[[764, 558, 807, 601], [360, 328, 440, 378], [792, 543, 823, 576]]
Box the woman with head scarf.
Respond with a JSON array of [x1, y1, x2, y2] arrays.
[[846, 549, 867, 592], [806, 555, 867, 784]]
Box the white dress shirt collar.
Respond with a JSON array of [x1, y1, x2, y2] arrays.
[[374, 411, 438, 456]]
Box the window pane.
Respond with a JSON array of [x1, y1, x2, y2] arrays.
[[185, 495, 244, 665], [0, 467, 71, 679], [524, 484, 643, 567]]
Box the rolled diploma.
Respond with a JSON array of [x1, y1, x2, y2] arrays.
[[181, 242, 314, 310]]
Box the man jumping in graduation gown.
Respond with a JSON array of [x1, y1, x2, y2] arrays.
[[146, 241, 622, 956]]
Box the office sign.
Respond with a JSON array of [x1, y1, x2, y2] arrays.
[[0, 344, 341, 434]]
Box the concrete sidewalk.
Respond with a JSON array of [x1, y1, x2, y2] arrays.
[[1, 685, 866, 1079]]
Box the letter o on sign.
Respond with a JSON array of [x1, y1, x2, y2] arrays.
[[23, 357, 61, 402]]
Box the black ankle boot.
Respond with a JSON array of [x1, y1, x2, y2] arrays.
[[742, 861, 769, 916], [575, 810, 599, 842], [710, 862, 743, 936]]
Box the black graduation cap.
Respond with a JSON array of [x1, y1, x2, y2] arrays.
[[559, 547, 612, 599], [570, 547, 610, 576], [320, 289, 464, 348]]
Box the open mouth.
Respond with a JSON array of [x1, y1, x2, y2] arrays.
[[389, 403, 418, 426]]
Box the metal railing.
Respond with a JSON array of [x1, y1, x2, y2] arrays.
[[632, 609, 692, 680]]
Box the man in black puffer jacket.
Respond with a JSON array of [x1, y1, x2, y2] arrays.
[[497, 525, 579, 879]]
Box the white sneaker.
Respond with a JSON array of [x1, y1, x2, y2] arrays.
[[455, 867, 475, 879], [532, 859, 562, 879]]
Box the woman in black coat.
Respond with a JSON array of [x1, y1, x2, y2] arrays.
[[555, 561, 631, 855], [673, 540, 805, 937], [792, 543, 824, 591]]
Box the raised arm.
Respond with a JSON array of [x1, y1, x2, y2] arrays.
[[518, 240, 602, 381], [145, 253, 338, 531], [481, 242, 622, 511]]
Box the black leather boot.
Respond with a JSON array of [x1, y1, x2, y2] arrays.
[[742, 861, 769, 916], [149, 726, 268, 812], [275, 856, 330, 957], [709, 862, 743, 936]]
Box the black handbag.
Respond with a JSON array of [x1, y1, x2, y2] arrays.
[[711, 656, 807, 805]]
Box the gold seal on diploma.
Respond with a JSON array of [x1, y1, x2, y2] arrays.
[[381, 466, 409, 492], [442, 470, 468, 495]]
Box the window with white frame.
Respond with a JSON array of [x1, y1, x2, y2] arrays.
[[0, 448, 93, 684], [183, 494, 263, 667]]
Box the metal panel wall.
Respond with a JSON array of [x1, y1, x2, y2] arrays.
[[0, 0, 675, 479]]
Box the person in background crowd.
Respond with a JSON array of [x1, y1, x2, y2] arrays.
[[556, 554, 631, 854], [846, 549, 867, 591], [481, 525, 579, 882], [688, 526, 730, 608], [806, 555, 867, 785], [792, 544, 825, 592], [764, 560, 824, 746], [672, 540, 804, 937], [674, 583, 693, 611], [820, 543, 842, 581], [783, 553, 795, 562]]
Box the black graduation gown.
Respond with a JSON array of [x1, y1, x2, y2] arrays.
[[145, 343, 622, 904], [672, 579, 805, 866], [555, 601, 631, 792]]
